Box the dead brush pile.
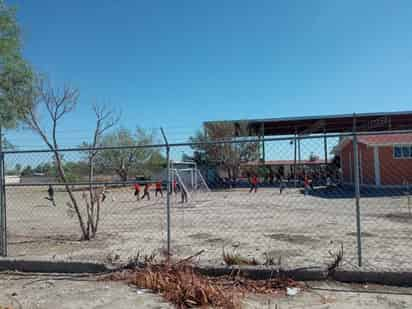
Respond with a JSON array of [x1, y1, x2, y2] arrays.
[[104, 255, 302, 308]]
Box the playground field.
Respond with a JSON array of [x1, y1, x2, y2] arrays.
[[4, 185, 412, 271]]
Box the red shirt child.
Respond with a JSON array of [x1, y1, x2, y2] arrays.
[[251, 175, 258, 185], [304, 176, 309, 188], [156, 181, 162, 190]]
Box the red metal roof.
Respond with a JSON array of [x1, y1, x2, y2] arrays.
[[357, 133, 412, 145]]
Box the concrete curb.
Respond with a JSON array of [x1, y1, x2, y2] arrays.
[[1, 259, 412, 287], [195, 265, 412, 287], [333, 270, 412, 287], [0, 259, 109, 273]]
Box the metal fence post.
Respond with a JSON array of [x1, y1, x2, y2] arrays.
[[166, 147, 171, 256], [293, 133, 297, 187], [0, 126, 7, 256], [160, 128, 171, 256], [352, 116, 362, 267]]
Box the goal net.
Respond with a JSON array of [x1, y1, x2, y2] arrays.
[[171, 167, 210, 198]]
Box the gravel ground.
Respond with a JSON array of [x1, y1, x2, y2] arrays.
[[4, 186, 412, 271]]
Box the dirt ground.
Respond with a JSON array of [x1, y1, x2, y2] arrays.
[[245, 281, 412, 309], [1, 273, 412, 309], [4, 186, 412, 271], [0, 272, 172, 309]]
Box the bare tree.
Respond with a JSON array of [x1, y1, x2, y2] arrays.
[[83, 104, 118, 238], [25, 76, 118, 240]]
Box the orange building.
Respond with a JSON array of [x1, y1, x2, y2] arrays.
[[338, 134, 412, 187]]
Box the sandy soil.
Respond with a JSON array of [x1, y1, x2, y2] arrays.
[[3, 185, 412, 271]]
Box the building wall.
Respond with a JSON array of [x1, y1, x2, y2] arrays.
[[360, 144, 375, 185], [379, 147, 412, 185], [341, 141, 374, 185], [341, 140, 355, 183], [341, 141, 412, 186], [5, 175, 20, 184]]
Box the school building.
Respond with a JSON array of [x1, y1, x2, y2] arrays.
[[204, 111, 412, 187], [338, 133, 412, 187]]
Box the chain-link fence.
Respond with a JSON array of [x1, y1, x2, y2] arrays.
[[1, 131, 412, 272]]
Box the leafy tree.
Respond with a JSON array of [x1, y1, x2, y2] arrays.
[[21, 165, 33, 176], [190, 122, 259, 179], [0, 0, 33, 129], [13, 163, 21, 174], [1, 137, 13, 149], [91, 127, 165, 181]]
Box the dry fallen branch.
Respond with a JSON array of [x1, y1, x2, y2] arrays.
[[104, 255, 301, 309], [107, 264, 238, 308]]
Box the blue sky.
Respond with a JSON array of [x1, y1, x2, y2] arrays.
[[5, 0, 412, 149]]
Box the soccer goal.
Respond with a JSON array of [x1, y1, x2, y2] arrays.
[[171, 161, 210, 197]]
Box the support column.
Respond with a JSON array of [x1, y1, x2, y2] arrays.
[[324, 132, 328, 164], [293, 133, 297, 187], [261, 122, 265, 163], [373, 146, 381, 186]]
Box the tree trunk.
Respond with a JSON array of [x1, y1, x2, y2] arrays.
[[54, 152, 88, 240], [116, 168, 128, 182], [87, 156, 95, 238]]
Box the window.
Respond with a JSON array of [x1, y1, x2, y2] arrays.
[[394, 146, 402, 158], [393, 145, 412, 159], [402, 146, 411, 158]]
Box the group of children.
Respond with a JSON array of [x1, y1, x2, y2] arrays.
[[248, 174, 315, 195], [133, 181, 163, 201], [44, 178, 189, 208], [133, 179, 188, 203]]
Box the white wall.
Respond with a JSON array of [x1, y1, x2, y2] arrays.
[[5, 175, 20, 184]]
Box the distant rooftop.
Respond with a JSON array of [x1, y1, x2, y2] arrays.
[[243, 159, 331, 166], [357, 133, 412, 146], [333, 133, 412, 154], [204, 111, 412, 136]]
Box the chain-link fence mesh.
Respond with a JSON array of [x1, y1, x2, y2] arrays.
[[2, 146, 168, 263], [169, 136, 358, 270], [0, 131, 412, 271]]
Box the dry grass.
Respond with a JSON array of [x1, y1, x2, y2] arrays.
[[263, 252, 280, 266], [327, 242, 344, 276], [222, 250, 259, 266]]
